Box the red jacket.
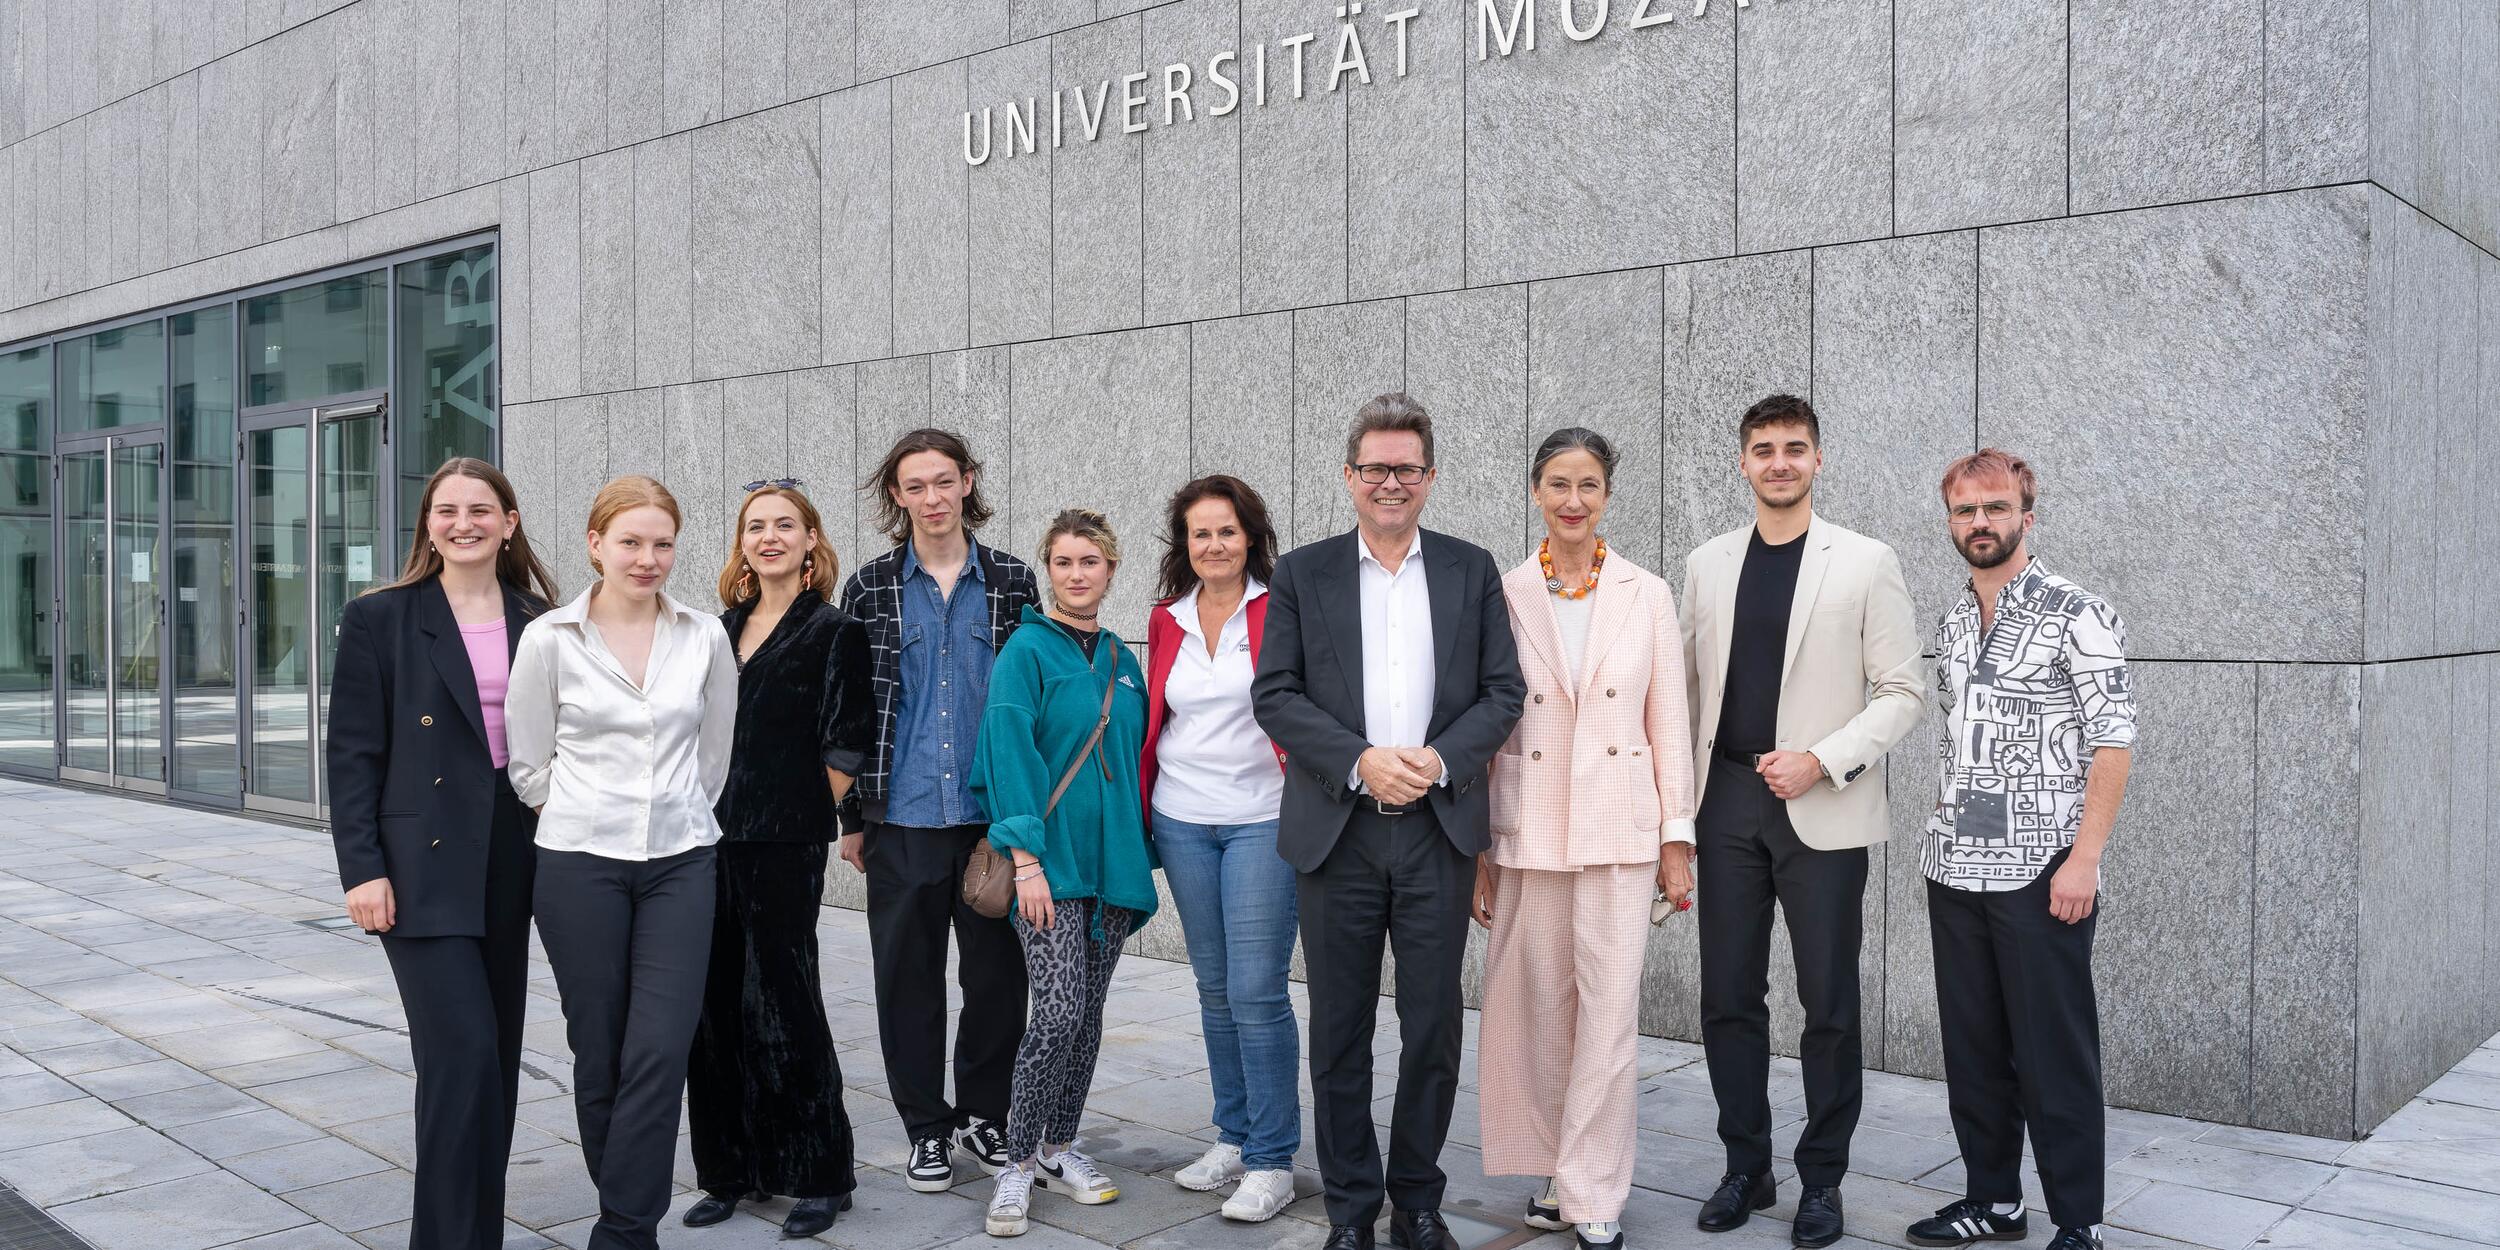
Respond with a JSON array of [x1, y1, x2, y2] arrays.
[[1141, 589, 1287, 819]]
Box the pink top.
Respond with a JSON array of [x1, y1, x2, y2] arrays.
[[460, 618, 512, 768]]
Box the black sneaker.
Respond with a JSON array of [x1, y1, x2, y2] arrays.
[[1696, 1172, 1775, 1233], [906, 1134, 955, 1192], [2045, 1229, 2103, 1250], [955, 1119, 1011, 1174], [1908, 1198, 2029, 1246], [1792, 1186, 1844, 1248]]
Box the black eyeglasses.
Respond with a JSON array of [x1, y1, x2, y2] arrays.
[[1350, 463, 1431, 485], [741, 478, 806, 492]]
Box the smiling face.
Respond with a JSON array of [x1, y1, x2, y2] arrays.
[[427, 473, 517, 571], [1534, 448, 1610, 544], [1343, 429, 1436, 542], [1740, 419, 1823, 510], [589, 504, 679, 602], [1184, 497, 1249, 592], [1047, 533, 1113, 616], [739, 492, 817, 585], [889, 449, 972, 543]]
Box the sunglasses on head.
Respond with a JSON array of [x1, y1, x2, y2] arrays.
[[742, 478, 806, 492]]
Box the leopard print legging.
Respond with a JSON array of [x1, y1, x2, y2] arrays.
[[1005, 898, 1138, 1162]]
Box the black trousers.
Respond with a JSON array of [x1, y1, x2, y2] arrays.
[[1696, 757, 1867, 1186], [535, 844, 716, 1250], [1928, 849, 2103, 1229], [379, 780, 535, 1250], [687, 842, 855, 1200], [1299, 806, 1474, 1228], [862, 822, 1029, 1141]]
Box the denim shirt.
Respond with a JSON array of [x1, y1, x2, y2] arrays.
[[884, 542, 994, 828]]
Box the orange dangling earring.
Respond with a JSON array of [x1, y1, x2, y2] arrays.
[[737, 563, 754, 600]]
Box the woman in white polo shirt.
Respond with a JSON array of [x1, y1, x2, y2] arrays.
[[505, 474, 738, 1250], [1140, 475, 1298, 1223]]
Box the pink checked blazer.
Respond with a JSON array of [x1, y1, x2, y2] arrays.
[[1487, 551, 1698, 870]]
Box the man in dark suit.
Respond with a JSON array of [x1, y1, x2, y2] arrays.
[[1253, 394, 1526, 1250]]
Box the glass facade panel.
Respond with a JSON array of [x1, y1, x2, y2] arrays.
[[396, 245, 499, 545], [59, 321, 167, 434], [243, 271, 388, 408], [171, 310, 239, 797], [61, 452, 108, 772], [246, 425, 313, 804], [112, 442, 164, 783], [0, 347, 49, 772]]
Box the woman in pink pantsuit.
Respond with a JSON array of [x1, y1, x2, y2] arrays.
[[1474, 428, 1698, 1250]]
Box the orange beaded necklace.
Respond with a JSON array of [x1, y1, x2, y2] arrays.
[[1539, 536, 1605, 599]]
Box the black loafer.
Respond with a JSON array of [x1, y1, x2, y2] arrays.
[[1389, 1209, 1454, 1250], [1792, 1185, 1844, 1248], [1323, 1224, 1377, 1250], [683, 1188, 766, 1227], [780, 1194, 851, 1238], [1697, 1172, 1775, 1233], [2044, 1228, 2103, 1250]]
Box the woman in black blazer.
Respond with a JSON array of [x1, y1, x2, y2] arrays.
[[326, 457, 559, 1250], [682, 483, 872, 1239]]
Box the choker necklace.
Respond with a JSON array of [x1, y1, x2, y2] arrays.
[[1057, 608, 1099, 622], [1540, 536, 1606, 599]]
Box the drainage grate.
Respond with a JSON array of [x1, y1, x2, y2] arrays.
[[0, 1176, 96, 1250]]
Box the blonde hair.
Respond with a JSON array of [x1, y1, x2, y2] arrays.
[[585, 475, 683, 575], [1037, 508, 1120, 606], [718, 485, 838, 607]]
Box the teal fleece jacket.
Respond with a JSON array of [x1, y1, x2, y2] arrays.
[[972, 607, 1159, 926]]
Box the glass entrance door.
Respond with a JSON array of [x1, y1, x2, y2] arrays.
[[241, 400, 387, 817], [58, 436, 167, 792]]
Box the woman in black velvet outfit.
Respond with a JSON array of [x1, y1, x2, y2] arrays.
[[684, 482, 871, 1239]]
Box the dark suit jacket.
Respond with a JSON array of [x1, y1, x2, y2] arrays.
[[326, 577, 547, 938], [1252, 528, 1526, 873]]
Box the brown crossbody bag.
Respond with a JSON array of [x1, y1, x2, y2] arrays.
[[961, 664, 1118, 920]]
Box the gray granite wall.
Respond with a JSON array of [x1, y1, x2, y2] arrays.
[[3, 0, 2494, 1141]]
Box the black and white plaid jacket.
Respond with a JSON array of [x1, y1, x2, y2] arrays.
[[837, 539, 1041, 823]]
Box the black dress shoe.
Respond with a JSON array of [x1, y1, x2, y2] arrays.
[[683, 1189, 767, 1227], [1389, 1209, 1453, 1250], [1696, 1172, 1776, 1233], [2044, 1228, 2103, 1250], [1322, 1224, 1376, 1250], [780, 1193, 851, 1239], [1792, 1186, 1844, 1248]]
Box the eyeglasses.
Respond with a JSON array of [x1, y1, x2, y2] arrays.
[[1350, 463, 1431, 485], [742, 478, 806, 492], [1948, 501, 2020, 526]]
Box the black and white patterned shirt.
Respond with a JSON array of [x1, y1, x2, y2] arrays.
[[1922, 559, 2135, 892]]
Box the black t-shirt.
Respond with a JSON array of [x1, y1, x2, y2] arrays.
[[1048, 615, 1103, 662], [1714, 527, 1807, 754]]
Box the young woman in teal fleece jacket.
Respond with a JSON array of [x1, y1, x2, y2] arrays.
[[969, 510, 1159, 1236]]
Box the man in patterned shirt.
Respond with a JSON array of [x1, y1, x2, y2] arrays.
[[1905, 449, 2133, 1250]]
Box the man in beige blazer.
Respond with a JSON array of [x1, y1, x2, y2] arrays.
[[1678, 395, 1924, 1249]]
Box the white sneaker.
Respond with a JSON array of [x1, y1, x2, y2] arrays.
[[986, 1163, 1033, 1237], [1525, 1178, 1567, 1230], [1175, 1142, 1246, 1192], [1035, 1146, 1121, 1204], [1575, 1220, 1624, 1249], [1221, 1169, 1296, 1222]]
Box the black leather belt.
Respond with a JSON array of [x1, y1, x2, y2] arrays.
[[1716, 747, 1768, 769], [1367, 797, 1424, 817]]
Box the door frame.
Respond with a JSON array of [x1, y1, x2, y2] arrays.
[[237, 396, 391, 821], [53, 429, 171, 796]]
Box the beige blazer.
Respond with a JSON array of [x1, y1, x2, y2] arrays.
[[1488, 551, 1697, 870], [1680, 514, 1925, 851]]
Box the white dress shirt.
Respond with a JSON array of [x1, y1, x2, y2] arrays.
[[1350, 531, 1445, 792], [1154, 580, 1284, 825], [506, 585, 739, 860]]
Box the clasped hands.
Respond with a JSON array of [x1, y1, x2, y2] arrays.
[[1356, 745, 1444, 806]]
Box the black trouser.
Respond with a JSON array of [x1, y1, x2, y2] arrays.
[[1299, 806, 1474, 1228], [379, 780, 535, 1250], [687, 842, 855, 1200], [1696, 757, 1867, 1187], [862, 821, 1029, 1141], [535, 844, 716, 1250], [1928, 849, 2103, 1229]]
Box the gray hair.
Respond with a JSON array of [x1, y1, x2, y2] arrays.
[[1529, 427, 1619, 489], [1344, 392, 1435, 467]]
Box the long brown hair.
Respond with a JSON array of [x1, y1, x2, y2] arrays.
[[1156, 474, 1278, 601], [380, 457, 560, 604], [718, 485, 838, 607]]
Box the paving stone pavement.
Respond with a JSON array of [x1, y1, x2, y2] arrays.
[[1, 777, 2496, 1250]]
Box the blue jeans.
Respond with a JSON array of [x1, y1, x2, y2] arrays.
[[1154, 814, 1301, 1170]]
